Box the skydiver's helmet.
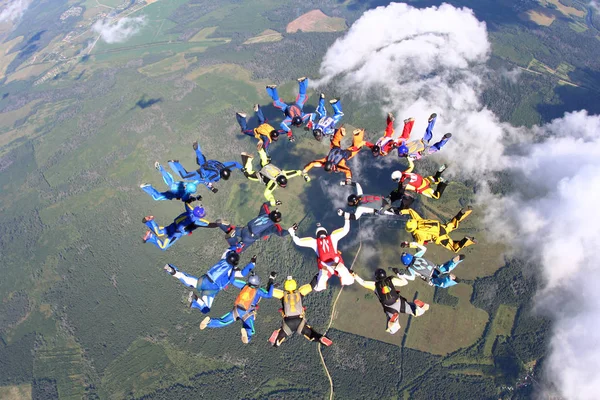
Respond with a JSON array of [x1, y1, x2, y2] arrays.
[[347, 194, 360, 207], [315, 224, 328, 238], [405, 219, 417, 232], [226, 251, 240, 266], [313, 128, 323, 141], [292, 116, 303, 126], [276, 175, 288, 187], [220, 168, 231, 180], [284, 276, 297, 292], [271, 130, 280, 141], [269, 209, 282, 223], [185, 182, 197, 194], [391, 170, 403, 182], [248, 273, 261, 287], [401, 252, 414, 266], [371, 145, 381, 157], [192, 206, 206, 218], [323, 161, 334, 172], [398, 144, 409, 157], [375, 268, 387, 281]]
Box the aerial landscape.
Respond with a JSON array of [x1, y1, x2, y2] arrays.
[[0, 0, 599, 399]]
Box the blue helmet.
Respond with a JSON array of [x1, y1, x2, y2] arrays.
[[192, 206, 205, 218], [185, 182, 197, 194], [398, 144, 409, 157], [401, 252, 414, 266]]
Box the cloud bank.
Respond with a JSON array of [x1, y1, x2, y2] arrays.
[[0, 0, 31, 23], [92, 16, 146, 44], [316, 3, 600, 399]]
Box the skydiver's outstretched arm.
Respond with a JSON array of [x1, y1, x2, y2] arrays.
[[336, 161, 352, 182], [263, 224, 289, 238], [258, 202, 271, 216], [400, 208, 422, 220], [302, 158, 326, 174], [403, 267, 417, 281], [281, 169, 303, 179], [272, 288, 285, 299], [404, 157, 416, 174], [330, 213, 351, 247], [288, 228, 318, 252], [353, 274, 376, 291], [234, 260, 256, 279], [264, 181, 278, 206], [409, 242, 427, 258]]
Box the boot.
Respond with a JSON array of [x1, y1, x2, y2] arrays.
[[443, 133, 452, 139], [253, 104, 259, 112], [428, 113, 437, 123], [320, 92, 325, 99], [154, 161, 160, 170], [240, 152, 253, 168], [432, 164, 447, 181], [236, 112, 247, 119], [192, 141, 198, 150], [454, 206, 473, 222], [297, 77, 306, 83], [434, 181, 448, 198], [199, 316, 210, 330], [266, 84, 277, 89], [387, 112, 395, 122], [163, 264, 177, 275]]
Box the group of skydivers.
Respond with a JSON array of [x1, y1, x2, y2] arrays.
[[140, 77, 477, 346]]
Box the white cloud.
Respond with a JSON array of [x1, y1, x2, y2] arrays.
[[316, 3, 600, 399], [0, 0, 31, 23], [92, 16, 146, 44]]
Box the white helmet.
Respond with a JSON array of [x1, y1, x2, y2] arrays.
[[391, 170, 402, 181]]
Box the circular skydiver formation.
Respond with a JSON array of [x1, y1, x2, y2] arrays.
[[140, 76, 472, 345]]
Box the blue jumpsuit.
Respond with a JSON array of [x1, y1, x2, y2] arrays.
[[399, 114, 451, 159], [168, 257, 255, 313], [144, 203, 216, 250], [206, 281, 274, 342], [266, 79, 314, 136], [312, 98, 344, 137], [219, 202, 288, 253], [169, 143, 242, 190], [405, 245, 463, 288], [141, 163, 198, 202]]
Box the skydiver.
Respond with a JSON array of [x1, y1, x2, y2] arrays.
[[371, 113, 415, 157], [340, 181, 414, 219], [303, 127, 370, 184], [311, 93, 343, 142], [353, 269, 429, 334], [390, 158, 448, 200], [288, 212, 354, 291], [266, 77, 315, 142], [142, 203, 218, 251], [163, 251, 255, 314], [236, 104, 282, 154], [395, 242, 466, 288], [401, 206, 477, 253], [140, 161, 202, 202], [168, 141, 243, 193], [199, 271, 276, 344], [217, 201, 289, 253], [241, 148, 308, 206], [268, 276, 333, 347], [397, 113, 452, 160]]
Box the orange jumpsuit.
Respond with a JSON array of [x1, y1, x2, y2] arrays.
[[303, 128, 353, 181]]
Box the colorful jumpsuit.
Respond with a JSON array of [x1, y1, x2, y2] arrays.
[[166, 255, 255, 313], [344, 182, 400, 220], [266, 78, 314, 138], [402, 243, 464, 288], [399, 158, 447, 200], [236, 106, 282, 154], [373, 115, 415, 157], [400, 208, 476, 253], [143, 203, 218, 250], [141, 163, 198, 202], [169, 143, 242, 191], [302, 128, 353, 182], [312, 97, 344, 138], [269, 284, 331, 347], [218, 202, 289, 253], [398, 113, 451, 159], [354, 273, 429, 334], [242, 149, 305, 206], [288, 214, 355, 291], [203, 280, 274, 343]]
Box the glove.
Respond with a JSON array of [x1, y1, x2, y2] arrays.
[[337, 209, 344, 217], [343, 211, 350, 220], [392, 268, 401, 275], [291, 223, 298, 231], [339, 181, 346, 186], [400, 241, 409, 248], [251, 255, 257, 263], [289, 135, 295, 143], [211, 187, 218, 193], [192, 141, 198, 150], [195, 195, 203, 201], [275, 200, 282, 206], [269, 271, 277, 280], [345, 178, 352, 185], [303, 174, 311, 182]]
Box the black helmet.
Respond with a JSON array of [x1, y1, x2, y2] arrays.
[[220, 168, 231, 180], [276, 175, 288, 187], [248, 273, 261, 287], [269, 209, 282, 222], [226, 251, 240, 266], [371, 145, 380, 157], [271, 130, 280, 141], [292, 116, 303, 126], [313, 128, 323, 141], [347, 194, 360, 207], [375, 268, 387, 281], [324, 161, 334, 172]]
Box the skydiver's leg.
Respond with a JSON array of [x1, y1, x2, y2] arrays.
[[331, 99, 343, 123], [241, 315, 256, 343], [335, 263, 355, 286], [241, 153, 260, 180], [236, 112, 255, 137], [222, 161, 243, 171], [194, 281, 219, 313], [384, 113, 395, 138], [258, 148, 270, 167], [451, 237, 476, 253], [206, 311, 236, 328], [168, 161, 198, 180], [140, 185, 174, 201], [316, 96, 326, 119], [157, 232, 181, 250], [438, 256, 464, 274], [272, 318, 297, 347], [399, 117, 415, 142], [445, 207, 473, 232], [431, 275, 458, 288], [255, 105, 266, 124], [156, 164, 175, 187], [312, 269, 331, 292], [169, 267, 200, 288], [300, 322, 322, 341], [144, 219, 166, 236], [422, 113, 437, 144], [295, 77, 309, 109], [264, 181, 277, 207], [266, 86, 288, 112], [302, 159, 326, 174], [194, 144, 207, 166], [337, 161, 352, 183], [428, 134, 451, 153]]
